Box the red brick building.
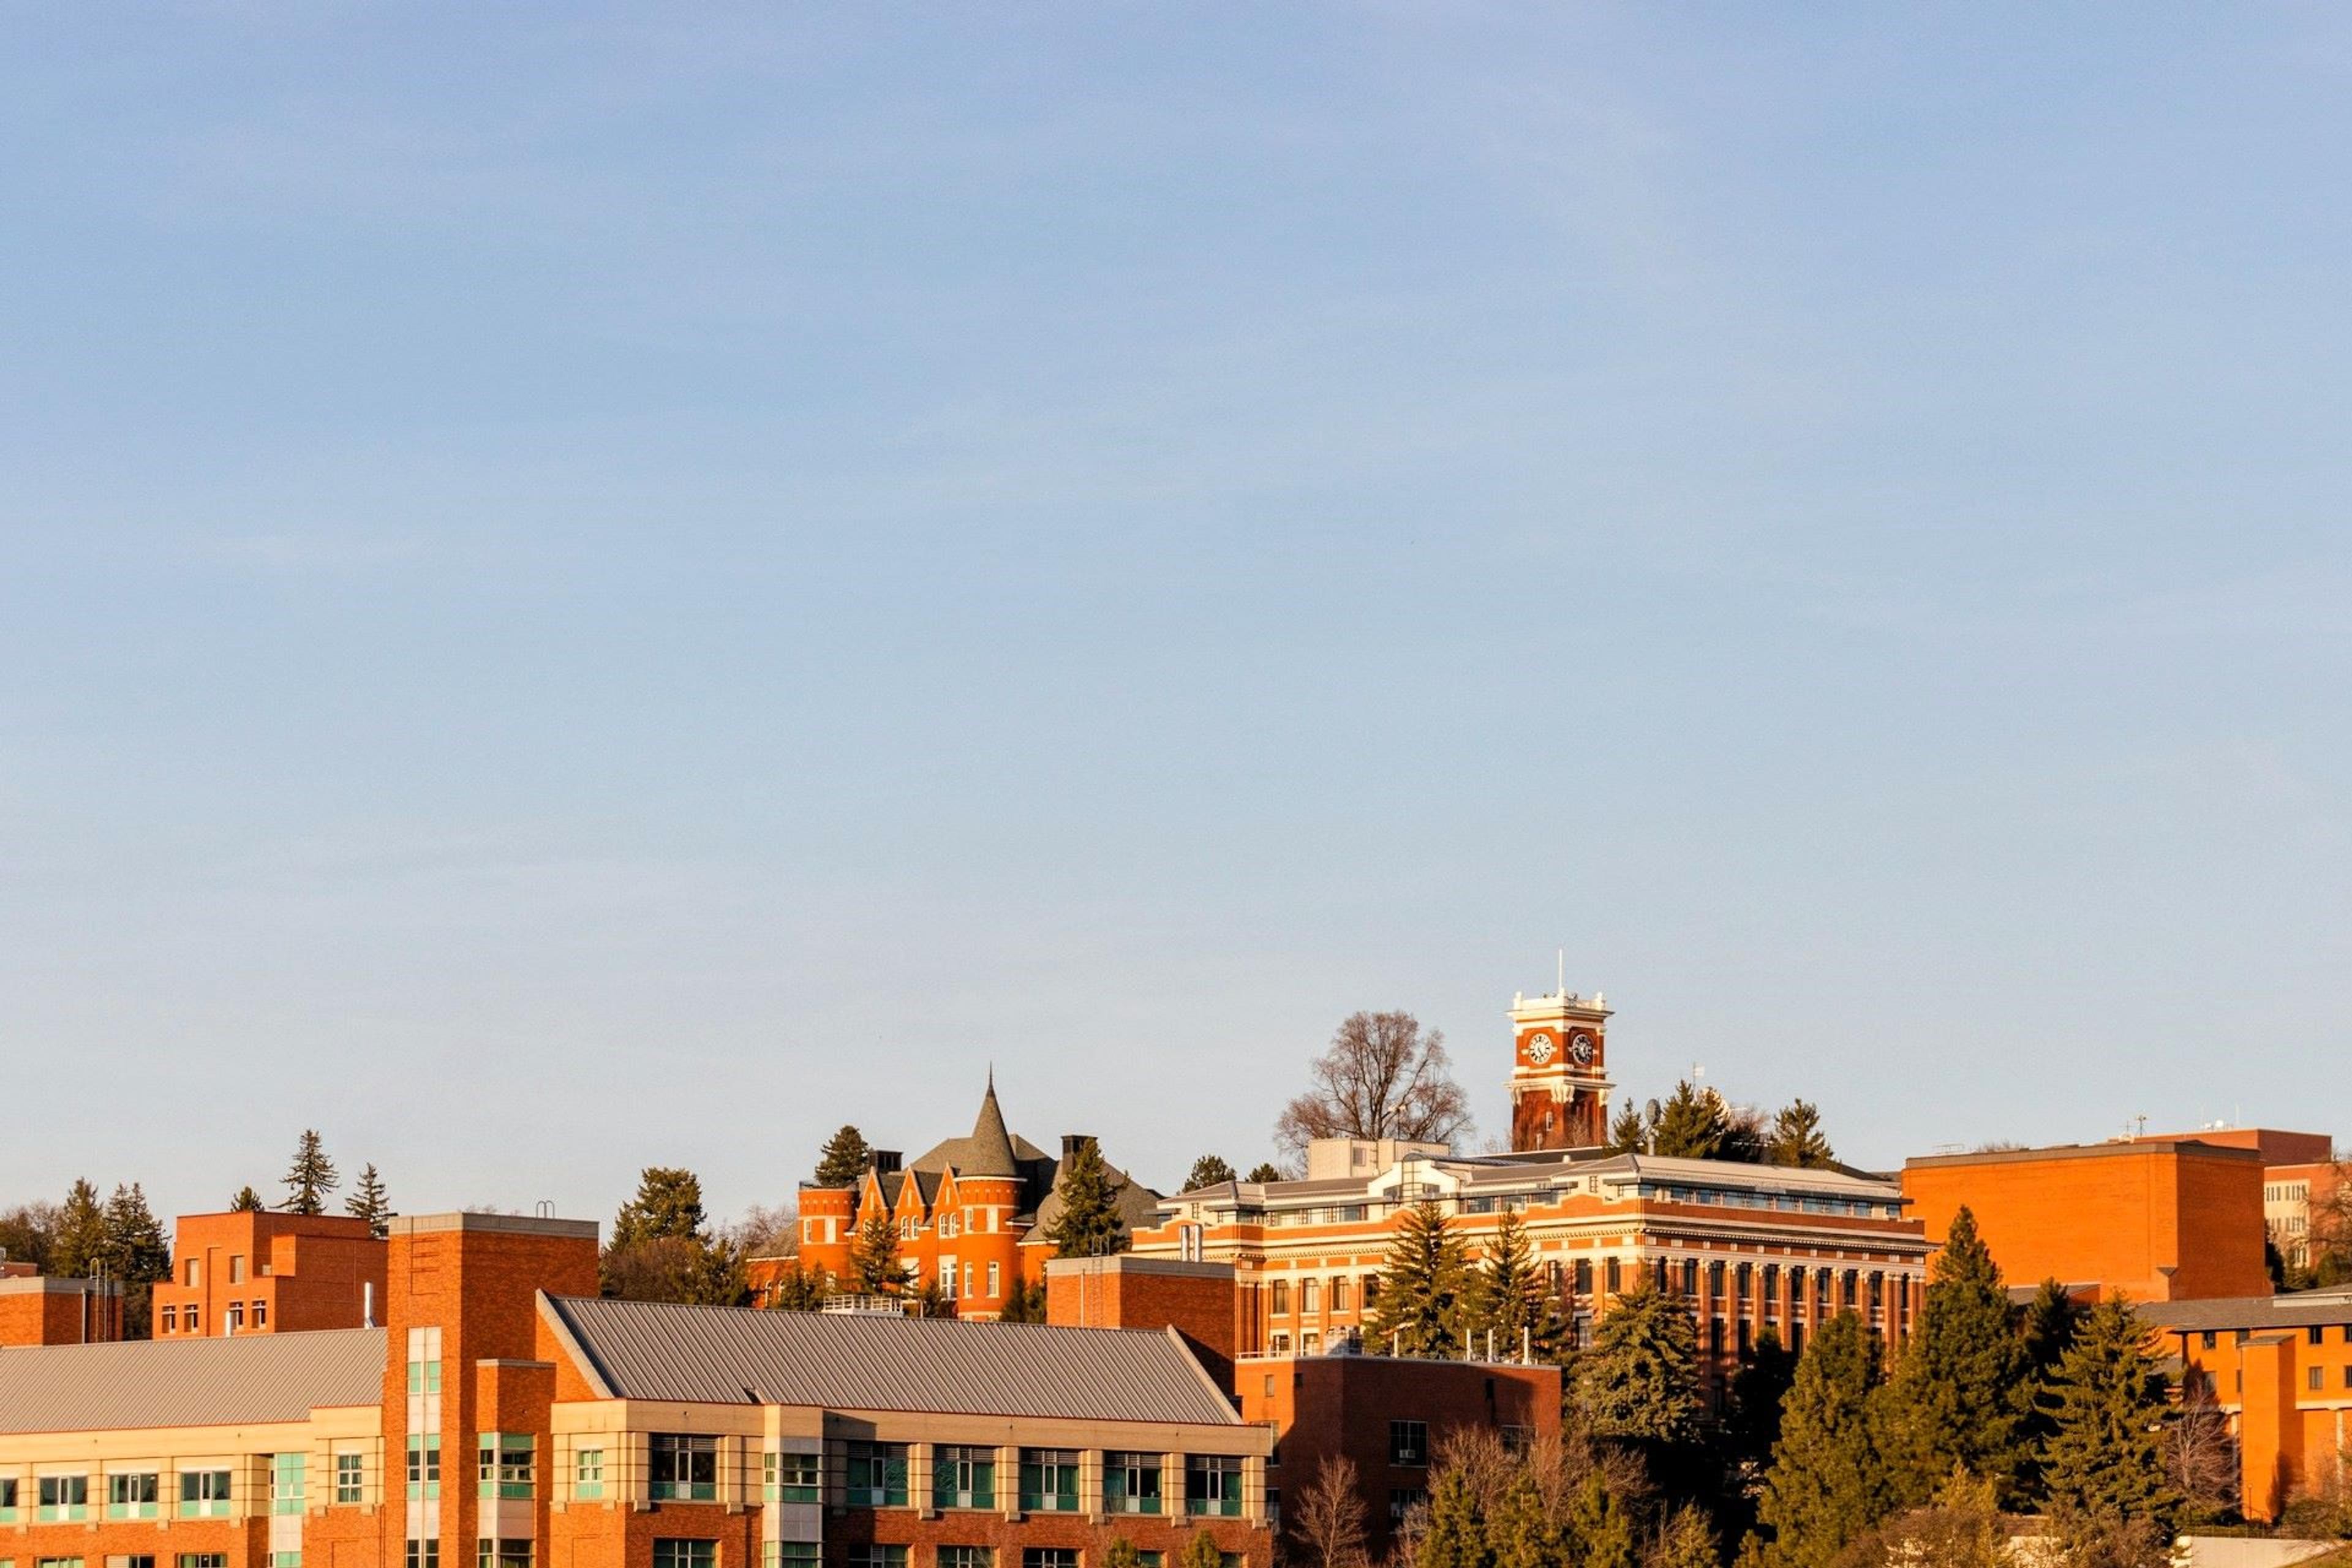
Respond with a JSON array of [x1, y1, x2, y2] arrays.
[[2145, 1286, 2352, 1521], [0, 1270, 123, 1347], [774, 1080, 1160, 1319], [151, 1209, 389, 1338]]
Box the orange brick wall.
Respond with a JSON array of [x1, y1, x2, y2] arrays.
[[1046, 1259, 1242, 1390], [0, 1280, 122, 1346], [154, 1210, 389, 1338]]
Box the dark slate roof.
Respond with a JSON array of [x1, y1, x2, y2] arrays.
[[910, 1082, 1027, 1181], [541, 1295, 1240, 1425], [2143, 1289, 2352, 1335], [0, 1327, 385, 1434]]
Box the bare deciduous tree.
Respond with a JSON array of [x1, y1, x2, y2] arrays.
[[2166, 1385, 2239, 1523], [1275, 1011, 1471, 1163], [1286, 1456, 1369, 1568]]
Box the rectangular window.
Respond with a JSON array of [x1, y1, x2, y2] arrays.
[[253, 1302, 268, 1329], [1270, 1279, 1290, 1315], [160, 1306, 178, 1333], [39, 1559, 87, 1568], [103, 1556, 154, 1568], [932, 1447, 995, 1510], [1185, 1455, 1242, 1518], [179, 1557, 230, 1568], [1104, 1452, 1162, 1515], [1020, 1554, 1076, 1568], [185, 1260, 200, 1287], [179, 1471, 231, 1518], [1018, 1449, 1079, 1513], [987, 1262, 1001, 1298], [764, 1548, 819, 1568], [227, 1303, 245, 1333], [844, 1442, 907, 1508], [230, 1256, 247, 1284], [574, 1449, 604, 1500], [478, 1435, 533, 1499], [846, 1551, 906, 1568], [38, 1476, 89, 1523], [0, 1476, 17, 1523], [271, 1454, 304, 1517], [650, 1435, 719, 1502], [334, 1453, 364, 1506], [2310, 1367, 2326, 1392], [107, 1474, 160, 1520], [1389, 1422, 1428, 1467], [271, 1555, 300, 1568], [1389, 1490, 1425, 1524], [2312, 1326, 2327, 1346], [407, 1436, 442, 1501], [652, 1545, 716, 1568], [474, 1542, 530, 1568], [766, 1450, 819, 1506], [405, 1545, 440, 1568], [940, 1550, 993, 1568]]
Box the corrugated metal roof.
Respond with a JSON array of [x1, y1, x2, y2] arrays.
[[0, 1327, 385, 1434], [545, 1295, 1240, 1427]]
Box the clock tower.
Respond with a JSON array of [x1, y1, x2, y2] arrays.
[[1508, 986, 1613, 1152]]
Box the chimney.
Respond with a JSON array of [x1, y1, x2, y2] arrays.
[[869, 1150, 902, 1175], [1061, 1134, 1093, 1163]]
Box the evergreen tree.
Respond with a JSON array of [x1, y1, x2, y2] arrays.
[[1649, 1506, 1719, 1568], [281, 1129, 339, 1215], [50, 1179, 107, 1279], [99, 1183, 171, 1281], [812, 1126, 873, 1187], [1752, 1312, 1893, 1568], [1727, 1326, 1800, 1473], [1486, 1470, 1559, 1568], [610, 1167, 709, 1248], [1414, 1467, 1493, 1568], [603, 1167, 744, 1305], [762, 1262, 831, 1311], [2015, 1278, 2084, 1499], [849, 1210, 905, 1294], [1763, 1101, 1836, 1169], [1178, 1530, 1223, 1568], [1185, 1154, 1237, 1191], [1244, 1163, 1284, 1184], [228, 1185, 265, 1213], [1572, 1274, 1703, 1447], [1883, 1206, 2029, 1504], [1464, 1211, 1569, 1363], [1608, 1099, 1649, 1153], [2037, 1297, 2178, 1537], [1363, 1200, 1469, 1358], [1046, 1137, 1129, 1257], [343, 1163, 394, 1239], [911, 1274, 952, 1318], [1650, 1082, 1725, 1159], [997, 1278, 1049, 1322], [1561, 1472, 1638, 1568]]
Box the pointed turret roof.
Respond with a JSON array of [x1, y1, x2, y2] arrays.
[[962, 1074, 1021, 1178]]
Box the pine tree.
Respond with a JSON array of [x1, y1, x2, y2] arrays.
[[1178, 1530, 1223, 1568], [2037, 1297, 2179, 1537], [1464, 1212, 1569, 1363], [1185, 1154, 1237, 1191], [603, 1167, 747, 1305], [1561, 1472, 1638, 1568], [1363, 1200, 1469, 1357], [281, 1129, 339, 1215], [812, 1126, 873, 1187], [1753, 1312, 1894, 1568], [344, 1163, 394, 1239], [1486, 1470, 1560, 1568], [228, 1185, 265, 1213], [997, 1278, 1049, 1322], [1608, 1099, 1648, 1153], [1244, 1162, 1284, 1184], [2015, 1278, 2084, 1501], [850, 1211, 904, 1294], [1649, 1506, 1720, 1568], [1727, 1325, 1800, 1472], [50, 1179, 107, 1279], [1649, 1082, 1726, 1159], [1883, 1206, 2029, 1504], [763, 1262, 831, 1311], [99, 1183, 171, 1281], [1047, 1136, 1130, 1257], [609, 1167, 709, 1248], [1414, 1467, 1493, 1568], [1763, 1101, 1836, 1169], [1572, 1273, 1703, 1446]]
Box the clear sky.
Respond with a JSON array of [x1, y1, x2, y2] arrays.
[[3, 7, 2348, 1234]]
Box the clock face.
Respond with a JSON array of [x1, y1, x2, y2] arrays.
[[1524, 1031, 1556, 1065], [1567, 1031, 1596, 1066]]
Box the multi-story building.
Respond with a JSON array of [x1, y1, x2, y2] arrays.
[[1902, 1138, 2272, 1302], [2144, 1286, 2352, 1521], [150, 1210, 388, 1338], [2135, 1128, 2345, 1274], [1131, 986, 1933, 1401], [0, 1210, 1272, 1568], [0, 1268, 123, 1348], [775, 1080, 1161, 1320]]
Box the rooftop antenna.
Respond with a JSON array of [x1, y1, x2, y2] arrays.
[[1556, 949, 1565, 997]]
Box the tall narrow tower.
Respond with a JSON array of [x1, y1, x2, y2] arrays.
[[1508, 987, 1613, 1152]]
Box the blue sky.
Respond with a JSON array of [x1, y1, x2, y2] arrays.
[[3, 6, 2348, 1232]]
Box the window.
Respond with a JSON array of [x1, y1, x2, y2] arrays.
[[1020, 1553, 1077, 1568], [271, 1555, 300, 1568], [1300, 1280, 1320, 1314], [407, 1436, 442, 1501], [844, 1442, 907, 1508], [1186, 1455, 1242, 1517], [104, 1556, 156, 1568], [940, 1550, 993, 1568], [2310, 1367, 2326, 1392], [767, 1450, 820, 1505], [160, 1307, 177, 1333], [227, 1303, 245, 1333], [253, 1302, 268, 1330], [1270, 1279, 1291, 1315], [184, 1260, 200, 1287], [1604, 1258, 1621, 1295], [479, 1435, 533, 1499], [2343, 1366, 2352, 1390], [179, 1558, 229, 1568], [848, 1551, 907, 1568], [107, 1474, 159, 1520], [653, 1545, 717, 1568], [987, 1262, 1001, 1298], [0, 1476, 16, 1522], [39, 1559, 86, 1568], [1330, 1277, 1350, 1313], [179, 1471, 230, 1518], [574, 1449, 604, 1500], [407, 1545, 440, 1568], [1019, 1449, 1079, 1512], [1362, 1273, 1380, 1305], [271, 1455, 304, 1517], [1390, 1421, 1428, 1466], [475, 1545, 531, 1568], [2201, 1331, 2217, 1350], [230, 1256, 247, 1284], [2312, 1326, 2328, 1346], [39, 1476, 89, 1523], [1105, 1452, 1162, 1515], [764, 1548, 818, 1568], [1389, 1490, 1426, 1525], [334, 1453, 364, 1506], [651, 1435, 718, 1502], [933, 1446, 995, 1510]]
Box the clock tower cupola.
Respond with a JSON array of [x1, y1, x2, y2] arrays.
[[1509, 984, 1613, 1152]]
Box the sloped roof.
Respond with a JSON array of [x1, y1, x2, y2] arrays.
[[910, 1082, 1032, 1180], [2144, 1289, 2352, 1334], [542, 1294, 1239, 1426], [0, 1327, 385, 1434], [1032, 1158, 1165, 1236]]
